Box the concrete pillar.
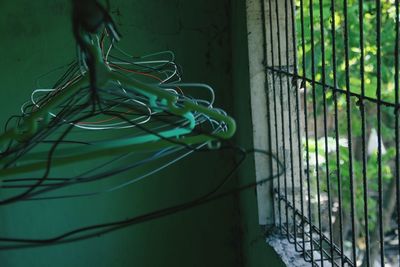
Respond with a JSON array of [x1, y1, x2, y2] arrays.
[[246, 0, 303, 230]]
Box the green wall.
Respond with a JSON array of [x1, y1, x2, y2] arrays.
[[230, 1, 285, 266], [0, 1, 284, 266]]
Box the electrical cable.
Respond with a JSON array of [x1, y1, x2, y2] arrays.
[[0, 1, 282, 250], [0, 148, 284, 250]]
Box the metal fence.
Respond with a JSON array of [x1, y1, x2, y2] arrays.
[[261, 0, 400, 266]]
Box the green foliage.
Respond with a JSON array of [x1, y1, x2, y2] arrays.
[[296, 0, 398, 102], [306, 138, 395, 232], [294, 2, 398, 260]]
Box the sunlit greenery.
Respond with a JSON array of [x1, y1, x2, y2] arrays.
[[295, 0, 398, 265]]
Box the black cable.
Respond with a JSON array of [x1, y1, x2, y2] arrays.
[[0, 148, 284, 250], [1, 90, 88, 166], [0, 0, 129, 203], [0, 102, 95, 205], [0, 1, 285, 249], [0, 79, 282, 247], [0, 55, 231, 202], [0, 86, 233, 200]]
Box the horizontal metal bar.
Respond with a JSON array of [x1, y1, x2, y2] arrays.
[[265, 66, 398, 109]]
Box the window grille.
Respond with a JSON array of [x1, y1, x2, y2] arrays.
[[260, 0, 400, 266]]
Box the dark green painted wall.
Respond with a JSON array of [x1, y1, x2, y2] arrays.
[[0, 1, 284, 266], [230, 1, 285, 266]]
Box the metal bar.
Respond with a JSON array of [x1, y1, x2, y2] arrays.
[[283, 0, 296, 248], [357, 0, 370, 265], [267, 0, 282, 231], [395, 0, 400, 266], [263, 67, 397, 108], [375, 0, 385, 265], [308, 0, 324, 263], [317, 1, 334, 264], [260, 0, 275, 230], [279, 212, 355, 266], [277, 195, 355, 266], [280, 226, 343, 267], [273, 0, 289, 239], [299, 0, 314, 262], [289, 0, 305, 254], [343, 0, 357, 264]]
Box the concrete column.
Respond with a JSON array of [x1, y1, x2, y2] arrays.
[[246, 0, 303, 229]]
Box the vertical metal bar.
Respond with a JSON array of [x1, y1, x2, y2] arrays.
[[395, 0, 400, 265], [283, 0, 296, 246], [267, 0, 282, 231], [299, 0, 314, 262], [273, 0, 289, 238], [375, 0, 385, 265], [317, 0, 334, 263], [289, 0, 306, 254], [308, 0, 324, 263], [357, 0, 370, 265], [260, 0, 275, 230], [343, 0, 357, 264], [329, 1, 345, 265]]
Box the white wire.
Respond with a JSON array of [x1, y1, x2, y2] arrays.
[[52, 120, 225, 199], [24, 33, 227, 136], [30, 88, 153, 130]]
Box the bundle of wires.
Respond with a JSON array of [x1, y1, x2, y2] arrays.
[[0, 2, 284, 250], [0, 28, 229, 202]]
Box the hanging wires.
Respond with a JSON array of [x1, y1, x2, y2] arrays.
[[0, 147, 284, 250], [0, 0, 276, 250], [0, 23, 230, 203], [1, 48, 283, 241]]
